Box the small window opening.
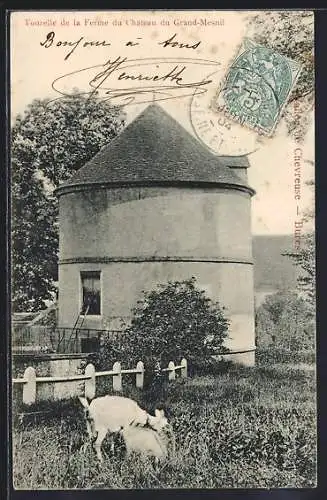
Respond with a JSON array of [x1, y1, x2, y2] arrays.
[[81, 271, 101, 316]]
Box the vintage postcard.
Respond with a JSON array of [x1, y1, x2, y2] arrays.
[[10, 10, 315, 489]]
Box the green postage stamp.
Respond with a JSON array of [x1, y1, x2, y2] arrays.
[[215, 38, 302, 135]]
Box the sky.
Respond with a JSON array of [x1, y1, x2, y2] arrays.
[[10, 10, 314, 236]]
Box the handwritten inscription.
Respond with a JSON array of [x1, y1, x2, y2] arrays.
[[40, 31, 111, 60], [159, 33, 201, 50], [40, 31, 201, 60], [37, 30, 219, 107]]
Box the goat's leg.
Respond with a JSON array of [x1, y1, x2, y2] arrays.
[[107, 433, 115, 454], [86, 419, 94, 440], [93, 427, 107, 463], [80, 419, 96, 453], [154, 456, 160, 472]]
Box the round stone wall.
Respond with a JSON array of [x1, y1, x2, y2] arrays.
[[58, 185, 255, 365]]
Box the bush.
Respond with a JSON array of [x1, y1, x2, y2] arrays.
[[187, 356, 232, 377], [96, 277, 229, 379], [256, 347, 316, 366], [255, 290, 315, 351]]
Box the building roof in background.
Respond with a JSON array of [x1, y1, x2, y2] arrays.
[[253, 234, 298, 292], [56, 104, 253, 195]]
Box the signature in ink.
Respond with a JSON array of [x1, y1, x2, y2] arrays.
[[50, 56, 220, 107]]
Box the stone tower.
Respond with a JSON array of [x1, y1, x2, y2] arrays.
[[55, 104, 256, 365]]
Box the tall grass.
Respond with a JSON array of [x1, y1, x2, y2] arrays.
[[12, 349, 316, 489]]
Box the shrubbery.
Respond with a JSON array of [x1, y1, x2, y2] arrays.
[[255, 290, 315, 352], [96, 277, 230, 378]]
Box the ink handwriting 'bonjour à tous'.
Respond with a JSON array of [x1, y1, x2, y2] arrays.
[[40, 32, 201, 60]]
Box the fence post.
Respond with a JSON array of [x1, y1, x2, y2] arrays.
[[113, 361, 122, 391], [85, 363, 96, 400], [136, 361, 144, 389], [180, 358, 188, 378], [168, 361, 176, 381], [23, 366, 36, 405]]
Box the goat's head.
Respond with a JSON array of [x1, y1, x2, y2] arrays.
[[147, 408, 169, 431]]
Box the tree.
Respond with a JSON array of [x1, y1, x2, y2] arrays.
[[11, 94, 126, 311], [282, 162, 315, 315], [254, 305, 275, 346], [98, 277, 230, 373], [247, 10, 314, 142], [11, 163, 58, 312], [283, 212, 315, 315], [247, 11, 315, 310], [125, 277, 229, 365], [256, 290, 315, 351]]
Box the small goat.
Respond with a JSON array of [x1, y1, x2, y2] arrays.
[[122, 422, 175, 462], [78, 395, 168, 462]]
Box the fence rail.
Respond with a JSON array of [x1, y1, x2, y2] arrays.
[[12, 326, 124, 354], [13, 358, 188, 405]]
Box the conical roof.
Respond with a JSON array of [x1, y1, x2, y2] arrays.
[[56, 104, 254, 195]]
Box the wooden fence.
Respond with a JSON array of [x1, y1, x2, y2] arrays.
[[12, 358, 188, 405]]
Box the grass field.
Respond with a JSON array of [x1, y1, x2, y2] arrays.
[[12, 349, 316, 489]]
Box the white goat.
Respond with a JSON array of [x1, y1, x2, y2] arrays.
[[78, 395, 168, 462], [122, 422, 175, 462]]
